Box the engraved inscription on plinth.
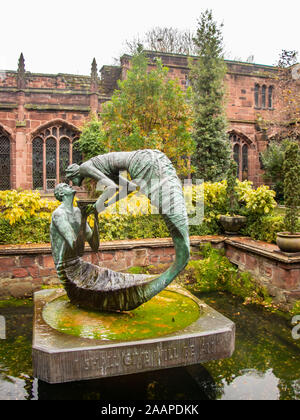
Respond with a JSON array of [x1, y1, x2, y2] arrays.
[[32, 289, 235, 384]]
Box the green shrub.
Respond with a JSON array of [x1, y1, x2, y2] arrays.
[[0, 182, 278, 245], [260, 140, 290, 203], [283, 142, 300, 233], [0, 217, 50, 245], [183, 243, 273, 307], [242, 215, 286, 243], [291, 300, 300, 316]]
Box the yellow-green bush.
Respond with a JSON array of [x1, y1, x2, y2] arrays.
[[0, 181, 278, 245], [0, 190, 60, 225], [291, 300, 300, 316]]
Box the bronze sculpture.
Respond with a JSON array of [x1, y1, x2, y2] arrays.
[[50, 150, 190, 312]]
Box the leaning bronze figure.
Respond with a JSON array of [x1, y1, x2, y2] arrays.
[[50, 150, 190, 312]]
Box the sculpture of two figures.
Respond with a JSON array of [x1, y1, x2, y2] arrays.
[[50, 150, 190, 312]]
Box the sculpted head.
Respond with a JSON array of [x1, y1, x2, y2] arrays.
[[54, 183, 76, 202], [66, 164, 83, 186]]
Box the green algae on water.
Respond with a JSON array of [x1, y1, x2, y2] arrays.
[[42, 290, 200, 341]]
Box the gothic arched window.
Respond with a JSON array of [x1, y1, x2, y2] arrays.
[[254, 83, 274, 110], [0, 131, 10, 190], [230, 133, 250, 181], [32, 124, 82, 191]]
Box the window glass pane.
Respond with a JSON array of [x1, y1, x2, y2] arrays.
[[262, 85, 266, 108], [233, 144, 240, 177], [255, 84, 260, 107], [59, 127, 66, 137], [46, 137, 57, 188], [268, 86, 273, 108], [32, 137, 44, 190], [242, 145, 248, 181], [0, 135, 10, 190], [59, 137, 70, 182], [72, 138, 83, 165]]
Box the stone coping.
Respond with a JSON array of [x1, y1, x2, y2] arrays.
[[0, 236, 225, 256], [226, 237, 300, 264], [2, 235, 299, 265]]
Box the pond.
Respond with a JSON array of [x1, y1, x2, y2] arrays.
[[0, 291, 299, 400]]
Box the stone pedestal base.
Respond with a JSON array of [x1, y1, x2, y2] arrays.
[[32, 288, 235, 384]]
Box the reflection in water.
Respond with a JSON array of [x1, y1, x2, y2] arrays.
[[220, 369, 280, 400], [38, 365, 216, 401], [200, 292, 300, 400], [0, 292, 299, 400]]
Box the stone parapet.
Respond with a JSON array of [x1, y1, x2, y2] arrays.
[[0, 235, 299, 310], [224, 237, 300, 309], [0, 236, 223, 299]]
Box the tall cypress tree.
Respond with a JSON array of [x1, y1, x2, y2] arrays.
[[189, 10, 231, 182]]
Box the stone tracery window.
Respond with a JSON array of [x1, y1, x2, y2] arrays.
[[254, 83, 274, 109], [32, 124, 82, 191], [0, 130, 11, 190], [230, 132, 250, 181]]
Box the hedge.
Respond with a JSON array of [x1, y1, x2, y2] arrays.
[[0, 181, 279, 245]]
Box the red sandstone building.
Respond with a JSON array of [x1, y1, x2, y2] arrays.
[[0, 51, 284, 192]]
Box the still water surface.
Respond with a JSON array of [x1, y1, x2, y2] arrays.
[[0, 292, 299, 400]]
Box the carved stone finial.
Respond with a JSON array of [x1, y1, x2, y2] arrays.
[[90, 58, 98, 92], [17, 53, 26, 89]]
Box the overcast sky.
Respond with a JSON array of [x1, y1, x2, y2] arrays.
[[1, 0, 299, 75]]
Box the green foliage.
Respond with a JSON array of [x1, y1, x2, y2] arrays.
[[0, 182, 278, 245], [74, 114, 108, 160], [0, 217, 50, 244], [283, 141, 300, 233], [201, 179, 276, 223], [236, 182, 277, 217], [183, 244, 273, 307], [291, 300, 300, 316], [260, 140, 290, 203], [0, 190, 59, 225], [126, 266, 150, 275], [99, 51, 194, 176], [189, 9, 231, 182], [242, 215, 286, 243]]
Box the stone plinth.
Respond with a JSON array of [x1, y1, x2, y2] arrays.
[[32, 287, 235, 384]]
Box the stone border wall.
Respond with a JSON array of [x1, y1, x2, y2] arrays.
[[1, 236, 299, 309], [0, 236, 223, 299], [224, 238, 300, 309]]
